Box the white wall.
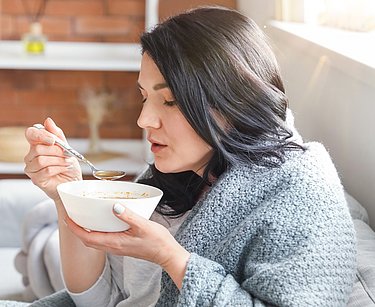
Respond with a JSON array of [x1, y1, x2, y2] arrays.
[[238, 1, 375, 227], [237, 0, 275, 28]]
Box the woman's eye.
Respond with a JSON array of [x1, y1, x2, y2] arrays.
[[141, 97, 147, 103], [164, 100, 176, 106]]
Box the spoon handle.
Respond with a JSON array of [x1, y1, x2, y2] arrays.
[[55, 139, 87, 162], [32, 124, 94, 168]]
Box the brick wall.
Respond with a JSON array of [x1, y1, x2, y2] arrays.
[[0, 0, 236, 139], [0, 70, 142, 138], [0, 0, 145, 42]]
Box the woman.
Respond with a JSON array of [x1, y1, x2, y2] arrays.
[[23, 6, 356, 307]]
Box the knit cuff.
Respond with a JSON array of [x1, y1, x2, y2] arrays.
[[179, 253, 227, 305]]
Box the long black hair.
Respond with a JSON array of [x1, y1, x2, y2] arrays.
[[138, 6, 304, 216]]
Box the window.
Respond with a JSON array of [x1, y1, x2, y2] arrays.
[[278, 0, 375, 32]]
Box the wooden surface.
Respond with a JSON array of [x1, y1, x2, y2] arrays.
[[0, 139, 147, 180], [0, 173, 135, 181]]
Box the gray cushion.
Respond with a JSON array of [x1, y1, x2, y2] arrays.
[[43, 230, 64, 292], [347, 219, 375, 306], [0, 180, 48, 247], [345, 191, 369, 224], [0, 248, 25, 301]]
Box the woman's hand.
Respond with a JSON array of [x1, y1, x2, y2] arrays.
[[66, 204, 191, 289], [24, 118, 82, 201]]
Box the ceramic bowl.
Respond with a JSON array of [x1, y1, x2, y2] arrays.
[[57, 180, 163, 232]]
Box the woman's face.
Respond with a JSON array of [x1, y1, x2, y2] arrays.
[[137, 53, 213, 176]]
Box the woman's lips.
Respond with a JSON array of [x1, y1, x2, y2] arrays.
[[151, 143, 167, 153]]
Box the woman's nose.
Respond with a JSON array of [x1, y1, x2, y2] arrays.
[[137, 103, 161, 129]]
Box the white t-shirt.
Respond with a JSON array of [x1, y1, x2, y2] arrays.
[[68, 210, 189, 307]]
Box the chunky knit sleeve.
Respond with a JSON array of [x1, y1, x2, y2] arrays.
[[179, 253, 261, 306], [178, 195, 356, 307], [179, 200, 356, 307], [157, 143, 356, 306]]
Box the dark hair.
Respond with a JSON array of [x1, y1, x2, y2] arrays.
[[139, 6, 304, 216]]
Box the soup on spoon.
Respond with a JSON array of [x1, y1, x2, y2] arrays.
[[33, 124, 126, 181]]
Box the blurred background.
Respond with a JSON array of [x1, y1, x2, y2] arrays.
[[0, 0, 374, 224], [0, 1, 374, 303], [0, 0, 237, 140]]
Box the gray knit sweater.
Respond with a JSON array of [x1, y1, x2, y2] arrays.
[[28, 142, 356, 307], [156, 142, 356, 306]]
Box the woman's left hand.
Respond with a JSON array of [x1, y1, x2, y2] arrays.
[[65, 204, 190, 289]]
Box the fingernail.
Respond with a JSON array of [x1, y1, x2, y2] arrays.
[[45, 136, 55, 145], [63, 151, 73, 157], [63, 218, 67, 226], [113, 203, 125, 215], [65, 157, 75, 165], [47, 117, 57, 128]]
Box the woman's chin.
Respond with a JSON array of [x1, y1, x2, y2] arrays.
[[154, 161, 186, 174]]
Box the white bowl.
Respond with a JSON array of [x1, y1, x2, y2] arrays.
[[57, 180, 163, 232]]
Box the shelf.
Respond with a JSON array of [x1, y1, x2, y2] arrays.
[[0, 138, 148, 177], [0, 41, 142, 71]]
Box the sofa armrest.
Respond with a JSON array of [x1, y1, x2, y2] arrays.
[[348, 219, 375, 306], [0, 179, 48, 247], [14, 198, 63, 300], [345, 191, 369, 224]]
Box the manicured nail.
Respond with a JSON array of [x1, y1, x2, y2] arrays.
[[113, 203, 125, 215], [44, 136, 55, 145], [65, 158, 74, 169], [47, 117, 57, 128], [63, 151, 73, 157]]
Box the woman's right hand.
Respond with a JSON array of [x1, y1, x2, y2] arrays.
[[24, 118, 82, 202]]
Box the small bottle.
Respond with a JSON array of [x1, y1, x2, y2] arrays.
[[22, 22, 47, 55]]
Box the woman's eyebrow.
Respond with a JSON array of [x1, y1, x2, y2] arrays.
[[153, 83, 168, 90], [137, 82, 168, 91]]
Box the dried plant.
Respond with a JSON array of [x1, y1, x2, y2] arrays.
[[80, 87, 117, 154]]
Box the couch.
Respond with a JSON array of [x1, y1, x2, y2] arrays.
[[346, 193, 375, 306], [0, 179, 48, 302], [0, 179, 374, 306]]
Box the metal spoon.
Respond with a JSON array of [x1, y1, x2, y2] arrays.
[[33, 124, 126, 180]]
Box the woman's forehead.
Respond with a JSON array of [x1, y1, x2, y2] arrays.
[[139, 53, 166, 86]]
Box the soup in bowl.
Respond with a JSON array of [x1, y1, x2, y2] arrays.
[[57, 180, 163, 232]]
